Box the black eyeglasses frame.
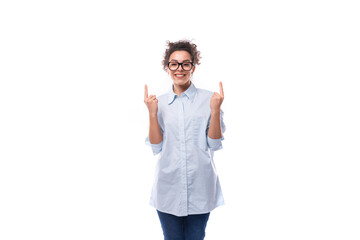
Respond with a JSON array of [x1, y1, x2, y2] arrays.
[[167, 62, 194, 71]]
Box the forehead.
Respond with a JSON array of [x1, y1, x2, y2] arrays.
[[169, 50, 192, 61]]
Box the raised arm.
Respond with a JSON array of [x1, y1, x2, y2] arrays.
[[208, 82, 224, 139], [144, 84, 163, 144]]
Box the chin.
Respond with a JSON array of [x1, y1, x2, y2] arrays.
[[174, 79, 190, 86]]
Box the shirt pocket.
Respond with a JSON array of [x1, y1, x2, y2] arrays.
[[191, 117, 208, 151]]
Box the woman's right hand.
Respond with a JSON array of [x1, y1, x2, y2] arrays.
[[144, 84, 158, 115]]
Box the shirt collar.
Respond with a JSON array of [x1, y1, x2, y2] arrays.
[[168, 81, 197, 105]]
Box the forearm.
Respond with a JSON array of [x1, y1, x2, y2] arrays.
[[208, 110, 222, 139], [148, 113, 163, 144]]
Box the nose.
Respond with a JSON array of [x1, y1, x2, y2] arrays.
[[178, 69, 184, 72], [177, 64, 184, 71]]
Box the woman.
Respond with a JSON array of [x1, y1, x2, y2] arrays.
[[144, 39, 225, 240]]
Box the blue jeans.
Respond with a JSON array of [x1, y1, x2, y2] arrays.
[[156, 210, 211, 240]]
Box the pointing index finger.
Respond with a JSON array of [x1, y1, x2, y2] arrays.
[[144, 84, 148, 99], [219, 82, 224, 97]]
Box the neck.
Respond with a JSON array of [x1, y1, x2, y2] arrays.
[[173, 81, 191, 96]]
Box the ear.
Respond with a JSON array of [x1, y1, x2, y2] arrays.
[[192, 65, 196, 73]]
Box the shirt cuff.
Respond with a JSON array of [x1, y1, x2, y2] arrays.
[[207, 135, 224, 151], [145, 137, 163, 155]]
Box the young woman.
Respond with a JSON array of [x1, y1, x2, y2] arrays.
[[144, 40, 225, 240]]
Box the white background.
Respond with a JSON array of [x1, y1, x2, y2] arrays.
[[1, 0, 359, 239]]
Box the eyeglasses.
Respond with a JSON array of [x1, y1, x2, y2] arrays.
[[167, 61, 194, 71]]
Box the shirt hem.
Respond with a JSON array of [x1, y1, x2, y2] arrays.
[[149, 200, 225, 217]]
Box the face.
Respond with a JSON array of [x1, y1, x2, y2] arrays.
[[166, 50, 195, 87]]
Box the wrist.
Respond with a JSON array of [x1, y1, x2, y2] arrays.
[[210, 108, 221, 115], [149, 112, 158, 118]]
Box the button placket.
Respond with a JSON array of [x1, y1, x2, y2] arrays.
[[178, 96, 188, 215]]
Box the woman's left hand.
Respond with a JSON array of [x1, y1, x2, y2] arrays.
[[210, 82, 224, 112]]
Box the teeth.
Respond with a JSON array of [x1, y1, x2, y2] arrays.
[[176, 75, 185, 77]]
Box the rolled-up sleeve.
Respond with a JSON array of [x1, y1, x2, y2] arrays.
[[145, 137, 163, 156], [206, 109, 226, 151], [207, 135, 224, 151]]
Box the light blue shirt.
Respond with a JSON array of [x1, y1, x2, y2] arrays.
[[145, 82, 226, 217]]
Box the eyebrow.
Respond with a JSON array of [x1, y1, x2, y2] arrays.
[[169, 59, 192, 62]]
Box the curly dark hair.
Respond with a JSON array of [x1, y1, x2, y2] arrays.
[[162, 39, 201, 71]]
